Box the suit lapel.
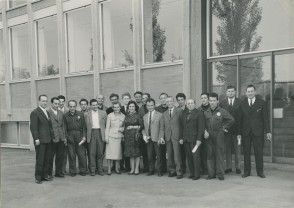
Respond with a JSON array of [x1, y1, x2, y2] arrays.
[[170, 108, 177, 120], [151, 111, 157, 124], [89, 110, 93, 127], [37, 107, 49, 120], [49, 109, 58, 122]]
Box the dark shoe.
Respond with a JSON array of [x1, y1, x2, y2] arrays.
[[176, 175, 183, 179], [128, 172, 134, 175], [90, 172, 95, 176], [257, 173, 266, 178], [54, 174, 65, 178], [188, 175, 194, 179], [134, 172, 140, 175], [158, 172, 163, 177], [107, 172, 111, 176], [147, 171, 154, 176], [168, 172, 176, 177], [42, 177, 53, 181], [35, 179, 42, 184], [206, 175, 216, 180], [70, 173, 77, 177], [225, 169, 232, 174], [79, 172, 87, 176], [115, 170, 121, 174], [218, 175, 225, 180], [242, 173, 250, 178], [97, 172, 104, 176], [236, 169, 241, 174], [192, 177, 200, 180], [142, 168, 148, 173]]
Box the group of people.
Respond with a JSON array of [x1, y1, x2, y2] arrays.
[[30, 84, 271, 184]]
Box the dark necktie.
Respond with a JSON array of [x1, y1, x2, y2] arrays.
[[250, 99, 253, 107], [148, 112, 152, 136], [229, 99, 232, 106], [169, 109, 172, 118]]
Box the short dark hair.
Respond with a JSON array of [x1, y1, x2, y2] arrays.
[[109, 93, 119, 100], [127, 100, 139, 112], [143, 93, 151, 98], [209, 93, 219, 100], [79, 98, 88, 105], [176, 93, 186, 100], [58, 95, 65, 101], [200, 92, 209, 98], [159, 92, 168, 98], [122, 92, 131, 99], [227, 85, 236, 90], [90, 99, 98, 105], [38, 94, 47, 101], [146, 98, 156, 105], [246, 84, 256, 90], [134, 91, 143, 96], [68, 100, 77, 106], [51, 97, 59, 103]]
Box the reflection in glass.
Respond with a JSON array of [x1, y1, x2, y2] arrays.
[[66, 7, 92, 73], [9, 0, 26, 8], [101, 0, 133, 69], [211, 0, 294, 56], [10, 24, 30, 80], [143, 0, 183, 64], [273, 53, 294, 158], [36, 16, 59, 76], [0, 30, 4, 82]]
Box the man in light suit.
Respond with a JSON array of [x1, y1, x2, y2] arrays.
[[160, 96, 183, 179], [84, 99, 107, 176], [238, 85, 271, 178], [48, 97, 67, 178], [142, 98, 164, 176], [30, 95, 54, 184], [219, 86, 242, 174]]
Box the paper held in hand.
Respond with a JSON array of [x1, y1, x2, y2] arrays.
[[192, 144, 200, 153]]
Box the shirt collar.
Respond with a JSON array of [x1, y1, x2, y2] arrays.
[[248, 97, 256, 104]]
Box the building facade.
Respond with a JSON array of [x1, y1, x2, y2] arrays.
[[0, 0, 293, 164]]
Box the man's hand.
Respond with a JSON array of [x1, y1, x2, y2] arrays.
[[64, 139, 67, 146], [179, 139, 183, 145], [266, 133, 272, 142], [158, 138, 165, 145], [223, 128, 228, 133], [204, 130, 209, 139], [237, 135, 241, 146], [35, 139, 40, 146], [79, 137, 86, 146]]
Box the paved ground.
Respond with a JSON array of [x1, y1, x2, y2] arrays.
[[1, 148, 294, 208]]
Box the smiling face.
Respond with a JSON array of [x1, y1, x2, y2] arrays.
[[97, 95, 104, 105], [80, 101, 88, 111], [166, 97, 174, 109], [122, 95, 130, 106], [209, 97, 218, 109], [134, 94, 142, 104], [113, 103, 121, 113], [146, 101, 155, 112], [142, 95, 149, 104], [91, 101, 99, 112], [110, 96, 119, 105], [246, 87, 256, 99], [159, 94, 168, 105], [68, 101, 77, 113], [186, 99, 195, 111], [52, 99, 60, 111], [59, 99, 65, 108], [128, 103, 136, 113], [200, 94, 209, 106], [226, 88, 236, 98], [39, 96, 48, 109], [177, 97, 186, 108]]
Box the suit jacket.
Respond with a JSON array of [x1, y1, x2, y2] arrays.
[[219, 97, 241, 134], [105, 112, 125, 139], [48, 108, 66, 142], [238, 97, 270, 137], [30, 107, 54, 144], [142, 110, 164, 142], [181, 108, 205, 143], [120, 105, 129, 115], [84, 109, 107, 143], [59, 106, 69, 114], [161, 107, 183, 141]]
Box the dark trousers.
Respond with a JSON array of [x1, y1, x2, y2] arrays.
[[48, 140, 65, 176], [180, 143, 186, 172], [67, 131, 87, 174], [139, 137, 149, 171], [243, 132, 264, 175], [120, 140, 130, 170], [225, 132, 241, 170], [35, 143, 52, 180], [160, 144, 167, 172], [89, 129, 104, 173], [184, 142, 201, 178], [84, 142, 91, 171], [62, 147, 68, 173], [147, 141, 162, 172], [207, 131, 225, 177], [166, 140, 182, 176], [200, 138, 208, 174]]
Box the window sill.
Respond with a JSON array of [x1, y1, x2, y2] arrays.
[[9, 79, 31, 84], [65, 71, 94, 78], [142, 60, 183, 69], [35, 75, 60, 81], [100, 67, 134, 74]]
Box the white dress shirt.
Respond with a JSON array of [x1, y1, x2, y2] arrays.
[[228, 97, 235, 106], [51, 108, 58, 116], [92, 110, 100, 129], [39, 106, 49, 119], [248, 97, 256, 106]]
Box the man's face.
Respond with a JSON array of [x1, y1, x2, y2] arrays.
[[201, 95, 209, 106], [80, 101, 88, 111], [226, 88, 236, 98], [110, 96, 119, 105], [134, 94, 142, 104], [52, 99, 60, 111], [177, 97, 186, 108], [246, 87, 256, 99], [59, 99, 65, 108], [209, 97, 218, 109], [159, 94, 168, 105], [91, 101, 99, 111], [97, 95, 104, 105], [39, 96, 48, 109], [166, 97, 174, 109], [122, 96, 130, 106], [186, 99, 195, 111], [68, 101, 76, 113], [142, 95, 149, 104], [146, 101, 155, 112]]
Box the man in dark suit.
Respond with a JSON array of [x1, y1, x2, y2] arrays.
[[219, 86, 242, 174], [106, 93, 120, 115], [30, 95, 54, 184], [181, 99, 205, 180], [160, 96, 183, 179], [48, 97, 67, 178], [121, 92, 131, 115], [238, 85, 271, 178]]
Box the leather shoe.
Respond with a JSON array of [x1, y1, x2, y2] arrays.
[[35, 179, 42, 184], [236, 169, 241, 174], [97, 172, 104, 176], [90, 172, 95, 176], [70, 173, 77, 177], [242, 173, 250, 178], [176, 175, 183, 179], [42, 177, 53, 181], [206, 175, 216, 180], [147, 171, 154, 176], [168, 172, 176, 177], [192, 177, 200, 180], [54, 174, 65, 178], [218, 175, 225, 180], [258, 173, 266, 178], [188, 175, 194, 179], [225, 169, 232, 174], [158, 172, 163, 177], [79, 172, 87, 176], [115, 170, 121, 174]]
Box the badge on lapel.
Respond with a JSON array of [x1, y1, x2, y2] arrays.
[[77, 116, 80, 119], [216, 112, 221, 117]]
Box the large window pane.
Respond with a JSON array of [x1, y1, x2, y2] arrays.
[[0, 30, 4, 82], [9, 0, 26, 8], [273, 53, 294, 158], [66, 7, 92, 73], [143, 0, 183, 64], [10, 24, 30, 80], [36, 16, 59, 77], [20, 122, 30, 145], [0, 122, 18, 144], [101, 0, 133, 69], [211, 0, 294, 56]]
